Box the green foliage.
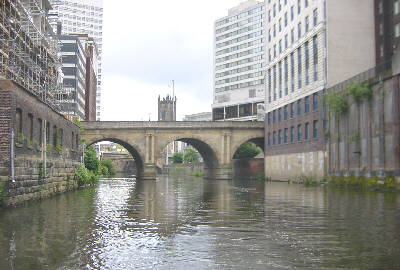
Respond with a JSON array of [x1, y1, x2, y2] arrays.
[[326, 175, 398, 191], [99, 165, 109, 176], [54, 144, 63, 154], [233, 142, 261, 159], [84, 145, 99, 173], [46, 144, 52, 152], [17, 132, 24, 144], [27, 137, 33, 148], [183, 149, 199, 163], [171, 152, 183, 164], [73, 117, 84, 133], [347, 81, 373, 103], [324, 130, 330, 139], [75, 164, 98, 186], [193, 170, 203, 177], [298, 175, 318, 186], [0, 181, 5, 205], [254, 173, 266, 181], [100, 158, 116, 177], [324, 93, 349, 116]]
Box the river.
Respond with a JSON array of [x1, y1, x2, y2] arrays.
[[0, 177, 399, 270]]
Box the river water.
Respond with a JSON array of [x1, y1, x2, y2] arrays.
[[0, 177, 399, 270]]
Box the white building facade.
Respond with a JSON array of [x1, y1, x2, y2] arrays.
[[265, 0, 376, 113], [49, 0, 103, 120], [212, 0, 266, 121]]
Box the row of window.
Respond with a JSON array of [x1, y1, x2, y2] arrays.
[[58, 1, 103, 12], [215, 62, 265, 78], [15, 108, 79, 150], [216, 14, 264, 35], [216, 22, 264, 42], [267, 0, 310, 21], [216, 53, 264, 71], [267, 120, 319, 146], [215, 78, 264, 93], [267, 35, 319, 102], [215, 71, 264, 85], [216, 5, 264, 27], [216, 30, 264, 49], [216, 37, 264, 56], [268, 9, 317, 62], [267, 93, 319, 125], [216, 46, 264, 63]]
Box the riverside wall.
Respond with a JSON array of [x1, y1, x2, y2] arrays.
[[0, 80, 81, 207]]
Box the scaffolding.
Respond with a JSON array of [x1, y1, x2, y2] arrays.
[[0, 0, 63, 110]]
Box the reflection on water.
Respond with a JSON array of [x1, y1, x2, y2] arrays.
[[0, 177, 399, 270]]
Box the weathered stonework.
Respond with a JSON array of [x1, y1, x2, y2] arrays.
[[0, 80, 81, 207], [82, 121, 265, 180]]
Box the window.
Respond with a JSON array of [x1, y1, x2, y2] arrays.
[[313, 120, 318, 138], [298, 22, 302, 38], [305, 16, 309, 33], [278, 0, 281, 11], [378, 1, 383, 14], [305, 0, 308, 8], [278, 130, 282, 144], [396, 0, 400, 14], [313, 9, 318, 26], [313, 35, 318, 81], [268, 112, 271, 125], [297, 124, 302, 141], [395, 23, 400, 38], [273, 4, 276, 17], [297, 99, 302, 115], [304, 122, 309, 140], [284, 34, 288, 48], [279, 18, 282, 32], [273, 131, 276, 145], [28, 113, 33, 142], [284, 105, 288, 120], [284, 12, 288, 26], [16, 108, 22, 136], [273, 110, 276, 123], [313, 93, 318, 110], [291, 28, 295, 44], [284, 57, 288, 95], [279, 39, 282, 53], [291, 6, 294, 21], [273, 24, 276, 37], [268, 29, 271, 42], [268, 10, 271, 22], [279, 61, 282, 98], [291, 126, 295, 143], [290, 103, 294, 118], [305, 41, 309, 85], [297, 0, 301, 14], [38, 118, 42, 146], [268, 133, 271, 146], [278, 108, 282, 122], [305, 96, 309, 113], [297, 47, 302, 89], [46, 122, 50, 144], [284, 128, 288, 143], [290, 52, 295, 92], [274, 44, 277, 58], [53, 125, 58, 146]]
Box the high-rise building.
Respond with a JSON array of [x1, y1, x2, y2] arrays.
[[49, 0, 103, 120], [85, 37, 98, 121], [264, 0, 376, 180], [212, 0, 266, 121], [58, 35, 86, 120]]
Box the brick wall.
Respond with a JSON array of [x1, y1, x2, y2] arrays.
[[0, 80, 82, 207]]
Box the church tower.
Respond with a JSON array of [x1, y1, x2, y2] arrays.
[[158, 95, 176, 121]]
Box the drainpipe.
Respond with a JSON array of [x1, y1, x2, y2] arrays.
[[43, 120, 46, 179], [10, 130, 15, 182]]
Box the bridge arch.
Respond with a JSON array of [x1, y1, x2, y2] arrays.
[[231, 135, 265, 160], [157, 135, 220, 178], [86, 138, 145, 179]]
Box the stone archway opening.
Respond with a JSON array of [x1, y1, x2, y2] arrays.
[[231, 137, 265, 178], [88, 138, 144, 179], [159, 137, 220, 179]]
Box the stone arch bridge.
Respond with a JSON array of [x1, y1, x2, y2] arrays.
[[82, 121, 265, 180]]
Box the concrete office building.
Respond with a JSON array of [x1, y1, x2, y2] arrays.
[[183, 112, 212, 121], [49, 0, 103, 120], [212, 0, 266, 121], [58, 35, 86, 120], [264, 0, 376, 180]]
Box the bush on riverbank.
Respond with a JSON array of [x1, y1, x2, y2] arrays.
[[192, 170, 203, 177], [100, 158, 116, 177], [75, 164, 98, 186], [0, 181, 5, 205]]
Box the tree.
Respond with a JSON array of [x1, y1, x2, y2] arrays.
[[84, 145, 99, 172], [171, 152, 183, 163], [233, 142, 261, 159], [183, 148, 199, 163], [100, 158, 116, 177]]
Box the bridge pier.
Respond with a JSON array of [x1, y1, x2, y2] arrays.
[[142, 163, 157, 180], [203, 165, 233, 180]]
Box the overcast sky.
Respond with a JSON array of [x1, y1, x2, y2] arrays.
[[101, 0, 244, 121]]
